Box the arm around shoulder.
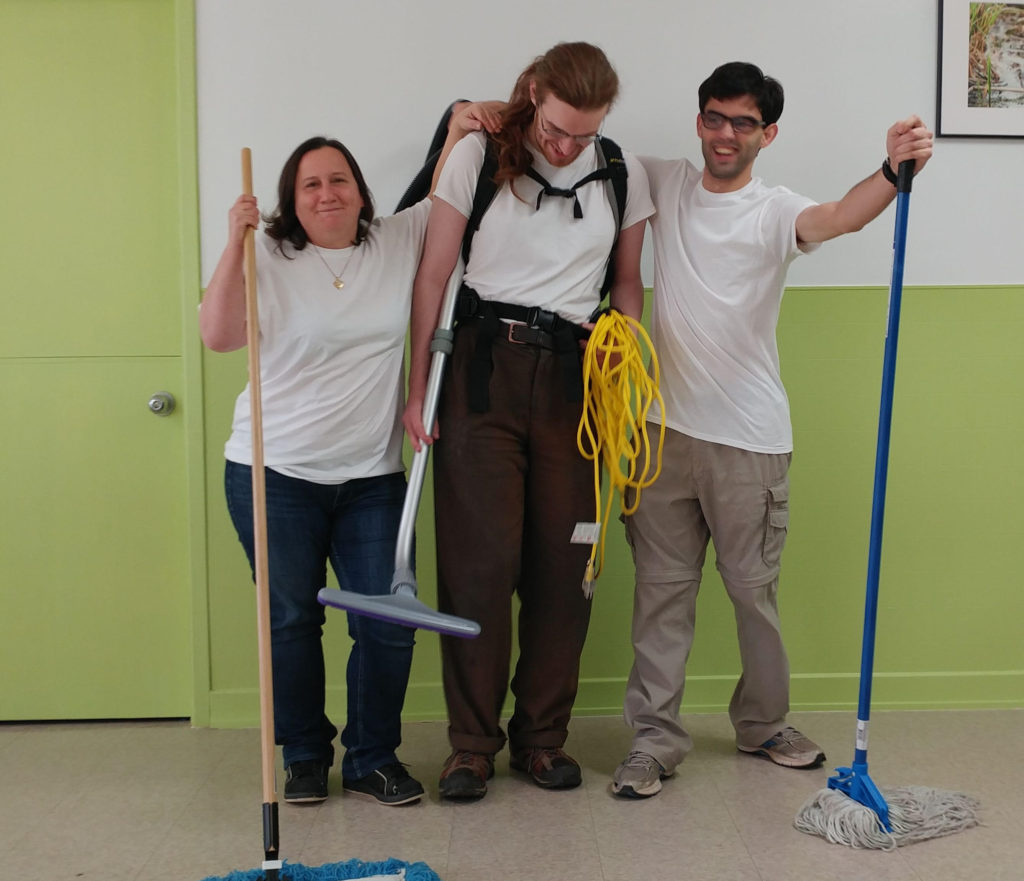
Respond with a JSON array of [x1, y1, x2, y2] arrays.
[[428, 101, 506, 196]]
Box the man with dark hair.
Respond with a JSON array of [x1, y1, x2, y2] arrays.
[[612, 61, 933, 799]]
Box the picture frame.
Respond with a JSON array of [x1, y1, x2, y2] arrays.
[[937, 0, 1024, 137]]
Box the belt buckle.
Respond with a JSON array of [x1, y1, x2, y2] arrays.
[[507, 322, 527, 344]]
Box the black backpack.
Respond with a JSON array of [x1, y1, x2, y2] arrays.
[[397, 103, 629, 411], [396, 102, 628, 300]]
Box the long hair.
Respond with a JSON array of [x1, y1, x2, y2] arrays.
[[492, 42, 619, 187], [263, 136, 375, 250], [698, 62, 785, 125]]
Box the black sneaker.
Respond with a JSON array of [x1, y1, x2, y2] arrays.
[[342, 762, 424, 806], [284, 760, 329, 803]]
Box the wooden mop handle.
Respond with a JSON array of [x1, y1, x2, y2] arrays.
[[242, 149, 280, 846]]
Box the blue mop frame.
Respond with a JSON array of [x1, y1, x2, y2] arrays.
[[827, 161, 915, 833]]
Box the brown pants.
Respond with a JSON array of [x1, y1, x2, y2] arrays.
[[622, 426, 793, 770], [433, 322, 593, 755]]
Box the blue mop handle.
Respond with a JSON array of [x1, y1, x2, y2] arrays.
[[854, 160, 914, 765]]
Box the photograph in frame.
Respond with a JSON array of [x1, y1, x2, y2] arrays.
[[937, 0, 1024, 137]]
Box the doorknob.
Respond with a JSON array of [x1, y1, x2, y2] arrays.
[[147, 391, 176, 416]]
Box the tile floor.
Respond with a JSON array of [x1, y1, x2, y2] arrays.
[[1, 708, 1019, 881]]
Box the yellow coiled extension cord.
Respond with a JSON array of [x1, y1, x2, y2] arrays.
[[577, 309, 665, 597]]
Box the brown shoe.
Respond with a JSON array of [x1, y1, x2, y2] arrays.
[[510, 747, 582, 789], [438, 750, 494, 800]]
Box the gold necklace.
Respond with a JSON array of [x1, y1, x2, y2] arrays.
[[312, 243, 357, 290]]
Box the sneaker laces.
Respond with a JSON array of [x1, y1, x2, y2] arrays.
[[518, 747, 575, 772], [375, 761, 411, 779], [288, 759, 325, 778], [621, 750, 661, 770], [447, 750, 492, 774], [373, 762, 413, 793]]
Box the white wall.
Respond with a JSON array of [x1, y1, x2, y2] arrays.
[[197, 0, 1022, 287]]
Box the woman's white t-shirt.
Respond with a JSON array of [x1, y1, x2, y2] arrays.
[[224, 199, 431, 483]]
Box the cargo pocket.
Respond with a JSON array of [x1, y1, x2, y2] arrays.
[[762, 480, 789, 569]]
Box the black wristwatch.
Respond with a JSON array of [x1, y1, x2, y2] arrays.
[[881, 158, 899, 187]]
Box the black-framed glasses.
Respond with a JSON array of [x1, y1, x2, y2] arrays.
[[536, 106, 600, 146], [700, 110, 766, 135]]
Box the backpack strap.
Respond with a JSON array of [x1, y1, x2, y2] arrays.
[[461, 137, 500, 265], [462, 135, 627, 283], [456, 134, 628, 412], [595, 135, 627, 299]]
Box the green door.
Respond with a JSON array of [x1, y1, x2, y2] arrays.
[[0, 0, 198, 718]]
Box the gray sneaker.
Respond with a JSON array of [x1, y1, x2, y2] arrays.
[[611, 751, 670, 799], [737, 726, 825, 768]]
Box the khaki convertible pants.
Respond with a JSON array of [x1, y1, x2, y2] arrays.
[[622, 426, 792, 770]]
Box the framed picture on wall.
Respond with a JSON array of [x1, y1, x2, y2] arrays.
[[937, 0, 1024, 137]]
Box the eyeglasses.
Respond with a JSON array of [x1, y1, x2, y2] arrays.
[[700, 110, 766, 135], [536, 106, 600, 146]]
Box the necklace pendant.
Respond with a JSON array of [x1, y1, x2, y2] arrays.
[[333, 278, 345, 290]]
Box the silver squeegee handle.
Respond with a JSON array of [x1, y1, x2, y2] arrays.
[[393, 259, 465, 581]]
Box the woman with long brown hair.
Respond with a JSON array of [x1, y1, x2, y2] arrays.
[[403, 42, 654, 800]]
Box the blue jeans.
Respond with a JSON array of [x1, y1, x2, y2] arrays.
[[225, 462, 415, 779]]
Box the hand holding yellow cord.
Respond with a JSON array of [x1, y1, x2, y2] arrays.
[[577, 308, 665, 597]]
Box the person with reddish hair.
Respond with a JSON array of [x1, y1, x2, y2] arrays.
[[404, 41, 654, 800]]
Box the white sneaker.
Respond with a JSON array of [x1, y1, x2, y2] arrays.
[[611, 751, 671, 799], [737, 726, 825, 768]]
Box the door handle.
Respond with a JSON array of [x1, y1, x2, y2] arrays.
[[147, 391, 176, 416]]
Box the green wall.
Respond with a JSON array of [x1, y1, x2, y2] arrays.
[[4, 2, 1018, 729], [200, 284, 1024, 727]]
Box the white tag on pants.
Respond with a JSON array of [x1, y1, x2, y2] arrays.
[[571, 522, 601, 544]]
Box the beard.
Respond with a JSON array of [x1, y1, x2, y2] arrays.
[[701, 138, 761, 182]]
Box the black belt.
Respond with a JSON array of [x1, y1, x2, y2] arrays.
[[506, 322, 556, 349], [456, 285, 588, 413]]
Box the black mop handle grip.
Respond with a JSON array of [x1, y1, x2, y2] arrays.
[[897, 159, 914, 194]]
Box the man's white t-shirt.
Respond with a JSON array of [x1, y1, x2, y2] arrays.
[[641, 156, 817, 454]]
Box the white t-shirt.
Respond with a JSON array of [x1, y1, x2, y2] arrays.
[[641, 157, 818, 454], [224, 199, 431, 482], [435, 132, 654, 324]]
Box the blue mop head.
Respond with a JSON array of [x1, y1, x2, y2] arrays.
[[199, 857, 442, 881]]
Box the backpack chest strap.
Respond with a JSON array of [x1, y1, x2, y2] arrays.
[[524, 165, 618, 219]]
